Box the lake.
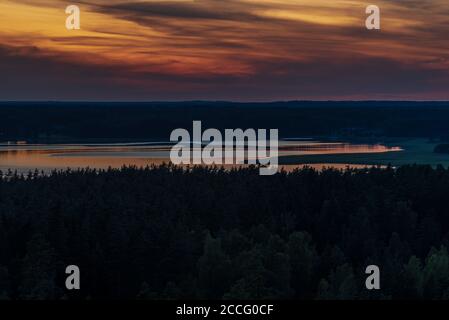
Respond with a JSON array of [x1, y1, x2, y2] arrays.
[[0, 140, 402, 174]]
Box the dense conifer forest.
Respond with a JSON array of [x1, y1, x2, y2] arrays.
[[1, 164, 449, 299]]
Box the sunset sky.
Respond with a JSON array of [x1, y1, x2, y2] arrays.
[[1, 0, 448, 101]]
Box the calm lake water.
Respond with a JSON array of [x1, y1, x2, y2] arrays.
[[0, 140, 402, 173]]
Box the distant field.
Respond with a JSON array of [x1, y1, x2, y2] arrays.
[[280, 138, 449, 167]]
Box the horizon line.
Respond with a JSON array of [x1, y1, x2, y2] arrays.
[[1, 100, 449, 104]]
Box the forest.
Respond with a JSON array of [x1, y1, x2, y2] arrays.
[[1, 164, 449, 300], [434, 144, 449, 154], [2, 101, 449, 142]]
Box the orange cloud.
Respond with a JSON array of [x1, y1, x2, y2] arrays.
[[0, 0, 448, 100]]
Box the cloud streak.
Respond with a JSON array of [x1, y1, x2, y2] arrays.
[[0, 0, 448, 100]]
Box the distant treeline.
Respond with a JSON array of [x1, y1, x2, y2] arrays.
[[1, 101, 449, 142], [434, 144, 449, 154], [1, 165, 449, 299]]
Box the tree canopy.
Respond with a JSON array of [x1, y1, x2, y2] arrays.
[[1, 164, 449, 299]]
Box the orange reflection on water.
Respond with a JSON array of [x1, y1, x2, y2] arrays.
[[0, 141, 401, 174], [278, 141, 402, 156]]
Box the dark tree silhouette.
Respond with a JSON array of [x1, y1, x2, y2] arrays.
[[0, 164, 449, 299]]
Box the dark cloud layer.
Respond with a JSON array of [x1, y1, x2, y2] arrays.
[[2, 43, 448, 101]]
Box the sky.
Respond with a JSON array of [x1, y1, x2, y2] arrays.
[[0, 0, 448, 101]]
